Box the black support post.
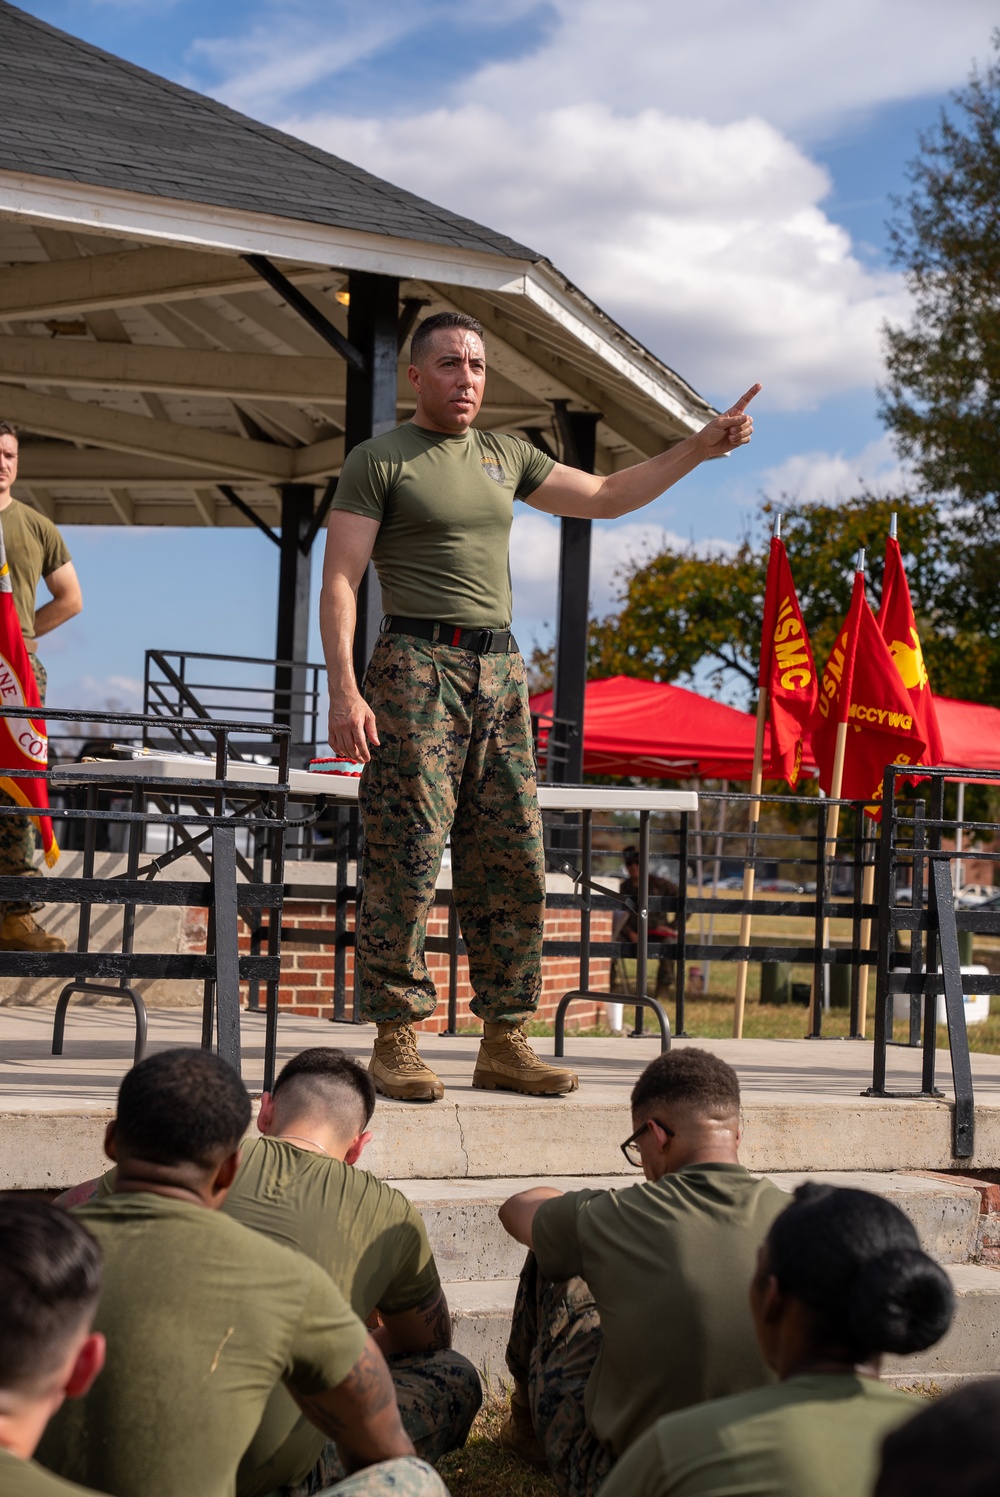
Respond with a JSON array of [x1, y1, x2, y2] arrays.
[[550, 407, 599, 784], [274, 483, 315, 757], [344, 272, 400, 687]]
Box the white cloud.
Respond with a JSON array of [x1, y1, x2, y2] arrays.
[[285, 102, 907, 407], [760, 433, 912, 503], [510, 509, 734, 639], [464, 0, 997, 140]]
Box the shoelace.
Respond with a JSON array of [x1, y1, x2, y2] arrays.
[[383, 1027, 428, 1072], [496, 1027, 543, 1067]]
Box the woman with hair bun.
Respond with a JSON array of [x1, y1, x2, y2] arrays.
[[599, 1183, 954, 1497]]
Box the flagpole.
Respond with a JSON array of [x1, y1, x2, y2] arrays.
[[817, 548, 865, 1019], [853, 519, 896, 1036], [733, 513, 781, 1039]]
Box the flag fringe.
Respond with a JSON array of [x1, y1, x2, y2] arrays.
[[0, 774, 60, 866]]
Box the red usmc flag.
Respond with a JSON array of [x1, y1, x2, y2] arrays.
[[759, 536, 817, 788], [810, 569, 926, 806], [0, 520, 57, 866], [878, 534, 944, 766]]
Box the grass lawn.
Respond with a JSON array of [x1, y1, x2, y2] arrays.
[[438, 1391, 556, 1497]]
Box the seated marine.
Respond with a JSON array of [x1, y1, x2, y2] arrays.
[[61, 1046, 479, 1497], [0, 1198, 105, 1497], [497, 1048, 787, 1497], [600, 1181, 954, 1497], [39, 1048, 448, 1497], [875, 1375, 1000, 1497]]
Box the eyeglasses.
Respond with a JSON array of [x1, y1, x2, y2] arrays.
[[620, 1118, 675, 1167]]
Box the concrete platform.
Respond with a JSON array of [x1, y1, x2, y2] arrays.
[[5, 1006, 1000, 1187], [445, 1263, 1000, 1387]]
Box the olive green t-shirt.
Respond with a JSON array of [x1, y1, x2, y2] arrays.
[[36, 1194, 368, 1497], [1, 497, 71, 637], [0, 1449, 99, 1497], [331, 423, 555, 628], [533, 1164, 786, 1457], [224, 1137, 440, 1497], [599, 1374, 921, 1497]]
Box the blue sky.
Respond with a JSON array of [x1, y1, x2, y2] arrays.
[[11, 0, 999, 719]]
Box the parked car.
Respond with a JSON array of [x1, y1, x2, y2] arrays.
[[955, 884, 996, 908]]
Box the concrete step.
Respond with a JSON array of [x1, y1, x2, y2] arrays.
[[398, 1170, 985, 1280], [446, 1264, 1000, 1388]]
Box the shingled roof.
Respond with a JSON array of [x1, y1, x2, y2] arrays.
[[0, 0, 539, 262]]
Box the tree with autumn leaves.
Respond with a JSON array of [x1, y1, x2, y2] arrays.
[[529, 492, 1000, 708]]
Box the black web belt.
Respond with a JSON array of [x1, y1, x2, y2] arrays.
[[381, 616, 516, 654]]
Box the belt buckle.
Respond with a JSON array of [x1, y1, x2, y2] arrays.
[[479, 629, 494, 653]]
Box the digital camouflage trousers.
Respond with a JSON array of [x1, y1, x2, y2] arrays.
[[286, 1349, 481, 1497], [505, 1252, 611, 1497], [316, 1457, 448, 1497], [0, 654, 47, 918], [356, 634, 546, 1026]]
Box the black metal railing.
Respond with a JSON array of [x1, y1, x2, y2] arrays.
[[9, 707, 291, 1087], [143, 648, 326, 765], [868, 764, 1000, 1159]]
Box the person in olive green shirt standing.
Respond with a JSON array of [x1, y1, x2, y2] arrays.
[[37, 1048, 446, 1497], [0, 1198, 106, 1497], [322, 313, 760, 1102], [600, 1182, 955, 1497], [0, 421, 82, 954], [497, 1049, 786, 1497]]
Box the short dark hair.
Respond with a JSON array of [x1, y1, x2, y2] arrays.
[[115, 1048, 251, 1168], [0, 421, 18, 442], [409, 311, 484, 366], [0, 1197, 102, 1391], [767, 1183, 954, 1362], [875, 1377, 1000, 1497], [630, 1048, 740, 1122], [272, 1047, 376, 1131], [622, 845, 639, 866]]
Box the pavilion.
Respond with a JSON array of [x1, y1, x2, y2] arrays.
[[0, 1, 712, 767]]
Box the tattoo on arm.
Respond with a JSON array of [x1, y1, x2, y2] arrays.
[[415, 1286, 451, 1353]]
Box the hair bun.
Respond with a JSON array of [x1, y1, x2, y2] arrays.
[[849, 1248, 954, 1355]]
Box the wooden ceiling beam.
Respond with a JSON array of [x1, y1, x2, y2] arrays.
[[0, 247, 325, 323], [0, 388, 293, 480]]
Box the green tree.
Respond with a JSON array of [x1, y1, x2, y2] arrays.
[[547, 494, 1000, 708], [880, 34, 1000, 519]]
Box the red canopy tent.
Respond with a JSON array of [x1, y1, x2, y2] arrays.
[[531, 677, 1000, 782], [934, 695, 1000, 771], [530, 675, 781, 780]]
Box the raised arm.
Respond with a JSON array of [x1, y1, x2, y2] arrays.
[[290, 1336, 414, 1475], [35, 561, 83, 638], [526, 385, 761, 520], [319, 511, 382, 762]]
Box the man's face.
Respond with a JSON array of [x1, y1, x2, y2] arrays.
[[408, 329, 486, 433], [0, 434, 18, 499]]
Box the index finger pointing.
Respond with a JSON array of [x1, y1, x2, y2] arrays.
[[729, 383, 762, 415]]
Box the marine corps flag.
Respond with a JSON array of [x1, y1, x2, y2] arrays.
[[0, 521, 57, 866], [878, 527, 944, 766], [810, 564, 926, 806], [759, 534, 817, 788]]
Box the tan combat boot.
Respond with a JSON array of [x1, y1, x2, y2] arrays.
[[0, 913, 66, 952], [472, 1022, 578, 1095], [369, 1021, 444, 1102], [498, 1380, 548, 1467]]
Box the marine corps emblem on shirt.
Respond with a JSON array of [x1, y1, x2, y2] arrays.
[[480, 457, 506, 484]]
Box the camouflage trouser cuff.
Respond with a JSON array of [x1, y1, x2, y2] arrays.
[[314, 1457, 448, 1497], [288, 1349, 482, 1496], [505, 1252, 610, 1497]]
